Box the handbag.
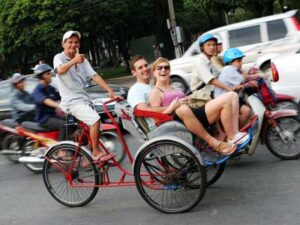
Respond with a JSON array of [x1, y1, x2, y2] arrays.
[[188, 83, 212, 109]]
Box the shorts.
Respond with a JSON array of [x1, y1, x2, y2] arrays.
[[191, 105, 210, 128], [61, 102, 100, 126]]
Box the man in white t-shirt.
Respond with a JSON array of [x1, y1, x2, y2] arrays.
[[53, 30, 117, 162]]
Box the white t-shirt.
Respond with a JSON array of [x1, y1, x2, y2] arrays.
[[53, 52, 97, 106], [214, 65, 245, 97], [127, 83, 152, 109]]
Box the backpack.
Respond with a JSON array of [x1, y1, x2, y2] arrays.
[[257, 78, 277, 105]]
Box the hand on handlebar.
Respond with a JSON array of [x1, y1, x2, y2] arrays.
[[233, 84, 244, 91], [108, 90, 124, 101]]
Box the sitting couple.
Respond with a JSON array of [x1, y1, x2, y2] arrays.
[[127, 55, 250, 155]]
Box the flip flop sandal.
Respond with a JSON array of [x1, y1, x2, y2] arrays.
[[94, 153, 116, 167], [213, 141, 237, 156]]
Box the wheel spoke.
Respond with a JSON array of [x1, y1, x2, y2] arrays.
[[43, 144, 99, 207]]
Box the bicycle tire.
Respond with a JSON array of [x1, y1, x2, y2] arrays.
[[43, 143, 100, 207], [134, 140, 206, 213], [206, 162, 226, 187], [265, 116, 300, 160]]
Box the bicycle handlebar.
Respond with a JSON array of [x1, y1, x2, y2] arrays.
[[102, 97, 122, 112]]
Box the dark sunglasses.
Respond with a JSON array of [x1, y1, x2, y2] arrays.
[[156, 65, 170, 71]]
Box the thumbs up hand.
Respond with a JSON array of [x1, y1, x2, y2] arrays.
[[72, 48, 85, 64]]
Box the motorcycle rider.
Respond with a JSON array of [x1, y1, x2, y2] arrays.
[[10, 73, 35, 123], [32, 64, 66, 140], [190, 33, 250, 143], [211, 36, 224, 74]]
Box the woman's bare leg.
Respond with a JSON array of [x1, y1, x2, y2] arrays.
[[205, 91, 239, 140]]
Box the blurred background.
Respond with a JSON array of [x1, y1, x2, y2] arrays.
[[0, 0, 299, 79]]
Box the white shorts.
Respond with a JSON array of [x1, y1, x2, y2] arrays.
[[61, 102, 100, 126]]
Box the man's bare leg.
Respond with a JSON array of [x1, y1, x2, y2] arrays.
[[90, 120, 106, 159], [175, 105, 220, 148]]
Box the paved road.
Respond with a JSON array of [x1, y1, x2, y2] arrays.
[[0, 133, 299, 225]]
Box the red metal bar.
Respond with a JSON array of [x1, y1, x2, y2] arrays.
[[102, 98, 134, 164], [134, 109, 173, 125]]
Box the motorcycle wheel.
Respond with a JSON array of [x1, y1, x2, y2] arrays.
[[1, 134, 23, 163], [274, 101, 298, 111], [23, 139, 44, 173], [265, 116, 300, 160]]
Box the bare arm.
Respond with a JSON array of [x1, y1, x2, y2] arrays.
[[56, 48, 85, 75], [135, 102, 167, 112], [210, 78, 233, 91], [149, 88, 179, 114], [91, 74, 116, 99], [43, 99, 60, 108]]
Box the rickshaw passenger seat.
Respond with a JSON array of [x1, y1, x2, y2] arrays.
[[135, 117, 150, 133], [115, 100, 151, 140]]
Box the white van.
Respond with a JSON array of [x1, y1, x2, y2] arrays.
[[170, 9, 300, 92]]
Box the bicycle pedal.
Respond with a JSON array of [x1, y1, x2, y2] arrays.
[[98, 164, 109, 173]]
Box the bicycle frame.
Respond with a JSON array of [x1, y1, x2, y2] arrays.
[[44, 98, 159, 189]]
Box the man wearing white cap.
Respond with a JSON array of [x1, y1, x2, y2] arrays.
[[53, 30, 117, 162]]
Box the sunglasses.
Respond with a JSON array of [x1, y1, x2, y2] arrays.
[[156, 65, 170, 71]]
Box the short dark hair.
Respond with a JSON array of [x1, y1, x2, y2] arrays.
[[130, 55, 145, 70]]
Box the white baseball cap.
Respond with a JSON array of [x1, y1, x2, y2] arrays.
[[62, 30, 81, 43]]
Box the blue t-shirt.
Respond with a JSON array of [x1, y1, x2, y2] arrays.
[[32, 83, 61, 124], [214, 65, 245, 98]]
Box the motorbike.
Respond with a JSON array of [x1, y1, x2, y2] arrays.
[[1, 116, 124, 173], [248, 66, 298, 111], [245, 91, 300, 159], [0, 119, 22, 163]]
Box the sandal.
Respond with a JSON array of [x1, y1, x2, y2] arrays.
[[94, 153, 116, 167], [94, 153, 116, 162], [212, 141, 237, 155]]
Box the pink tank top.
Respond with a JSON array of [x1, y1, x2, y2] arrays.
[[159, 88, 186, 106]]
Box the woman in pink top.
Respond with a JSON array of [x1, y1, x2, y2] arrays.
[[149, 57, 249, 155]]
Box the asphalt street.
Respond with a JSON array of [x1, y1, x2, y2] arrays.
[[0, 133, 300, 225]]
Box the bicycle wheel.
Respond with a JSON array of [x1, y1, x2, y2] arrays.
[[265, 116, 300, 159], [206, 162, 226, 187], [43, 144, 100, 207], [134, 140, 206, 213], [1, 134, 23, 163], [101, 131, 125, 164]]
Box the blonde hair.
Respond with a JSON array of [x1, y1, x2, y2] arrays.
[[151, 57, 170, 73]]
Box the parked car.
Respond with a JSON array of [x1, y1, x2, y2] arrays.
[[270, 48, 300, 101], [0, 76, 128, 122], [170, 9, 300, 92]]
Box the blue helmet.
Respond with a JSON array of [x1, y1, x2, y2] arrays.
[[223, 48, 245, 64], [199, 33, 217, 46]]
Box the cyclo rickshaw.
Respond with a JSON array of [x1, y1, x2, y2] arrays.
[[42, 98, 256, 213]]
